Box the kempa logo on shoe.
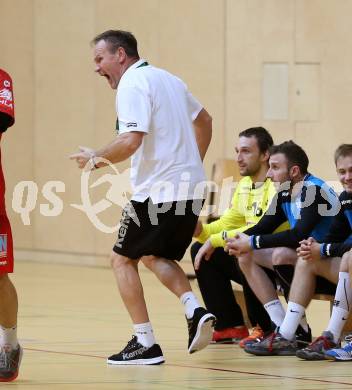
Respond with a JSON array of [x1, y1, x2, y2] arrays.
[[122, 346, 148, 360]]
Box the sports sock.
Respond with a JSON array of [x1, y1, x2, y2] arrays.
[[133, 322, 156, 348], [279, 301, 305, 341], [0, 325, 18, 349], [180, 291, 201, 319], [326, 272, 352, 343], [263, 299, 285, 328]]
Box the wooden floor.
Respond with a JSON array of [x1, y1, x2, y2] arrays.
[[5, 260, 352, 389]]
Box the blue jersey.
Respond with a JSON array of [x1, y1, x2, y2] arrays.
[[246, 174, 340, 249]]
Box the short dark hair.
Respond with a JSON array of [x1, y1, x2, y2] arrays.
[[334, 144, 352, 165], [270, 140, 309, 174], [92, 30, 139, 58], [238, 127, 273, 154]]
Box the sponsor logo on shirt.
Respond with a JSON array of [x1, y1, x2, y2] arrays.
[[0, 234, 7, 259], [0, 87, 13, 108], [126, 122, 137, 128]]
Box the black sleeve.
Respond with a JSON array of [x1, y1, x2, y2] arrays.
[[323, 192, 351, 243], [251, 185, 333, 249], [322, 235, 352, 258], [244, 192, 288, 236]]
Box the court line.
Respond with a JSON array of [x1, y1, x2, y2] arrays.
[[24, 347, 352, 386]]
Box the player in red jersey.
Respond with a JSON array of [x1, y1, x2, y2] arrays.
[[0, 69, 22, 382]]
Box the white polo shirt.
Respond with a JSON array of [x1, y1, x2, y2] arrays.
[[116, 59, 207, 204]]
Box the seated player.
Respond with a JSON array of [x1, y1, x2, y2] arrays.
[[293, 144, 352, 360], [191, 127, 285, 345], [226, 141, 340, 355]]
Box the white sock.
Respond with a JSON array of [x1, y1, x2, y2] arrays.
[[326, 272, 352, 343], [180, 291, 201, 319], [263, 299, 286, 327], [0, 325, 18, 349], [280, 301, 305, 341], [133, 322, 156, 348]]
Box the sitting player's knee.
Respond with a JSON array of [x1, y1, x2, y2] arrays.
[[272, 247, 297, 266], [237, 253, 252, 270], [295, 257, 314, 273]]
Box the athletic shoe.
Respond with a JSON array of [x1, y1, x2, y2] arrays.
[[107, 336, 165, 365], [296, 324, 312, 349], [0, 344, 23, 382], [325, 335, 352, 361], [296, 331, 337, 361], [187, 307, 216, 354], [239, 326, 264, 348], [244, 331, 297, 356], [212, 326, 249, 344]]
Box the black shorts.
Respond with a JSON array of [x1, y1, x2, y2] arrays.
[[315, 276, 337, 295], [113, 198, 204, 261]]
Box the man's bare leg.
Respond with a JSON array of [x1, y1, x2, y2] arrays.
[[142, 256, 192, 298], [238, 248, 296, 328], [0, 274, 21, 382], [108, 252, 165, 365], [0, 274, 18, 329], [111, 253, 149, 324], [142, 255, 216, 353], [237, 249, 276, 304]]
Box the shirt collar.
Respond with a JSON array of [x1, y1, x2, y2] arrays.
[[122, 58, 148, 79]]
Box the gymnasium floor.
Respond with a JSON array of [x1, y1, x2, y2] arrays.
[[6, 260, 352, 389]]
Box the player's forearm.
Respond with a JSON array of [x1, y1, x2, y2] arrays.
[[193, 109, 212, 161], [94, 133, 142, 167]]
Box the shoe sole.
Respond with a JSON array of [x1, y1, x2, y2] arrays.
[[210, 339, 239, 345], [188, 313, 216, 354], [0, 346, 23, 382], [244, 347, 297, 356], [324, 353, 352, 362], [107, 356, 165, 365], [296, 350, 326, 361]]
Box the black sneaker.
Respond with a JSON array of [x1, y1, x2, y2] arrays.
[[107, 336, 165, 365], [296, 324, 312, 349], [187, 307, 216, 354], [0, 344, 23, 382]]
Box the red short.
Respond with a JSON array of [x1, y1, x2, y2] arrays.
[[0, 214, 13, 274]]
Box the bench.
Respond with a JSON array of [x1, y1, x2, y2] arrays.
[[233, 284, 352, 335]]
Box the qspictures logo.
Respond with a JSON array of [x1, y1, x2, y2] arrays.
[[10, 158, 343, 233]]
